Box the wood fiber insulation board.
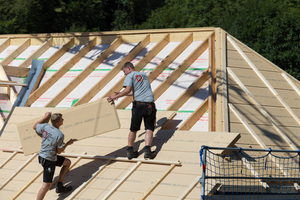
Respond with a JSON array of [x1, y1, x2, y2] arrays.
[[17, 98, 120, 155], [63, 132, 240, 200]]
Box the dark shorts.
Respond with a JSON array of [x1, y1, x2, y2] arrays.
[[38, 155, 65, 183], [130, 101, 157, 132]]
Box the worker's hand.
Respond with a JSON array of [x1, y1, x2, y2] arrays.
[[107, 95, 116, 105], [66, 139, 74, 146], [45, 112, 52, 118]]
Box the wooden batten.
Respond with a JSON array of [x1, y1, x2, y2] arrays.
[[0, 38, 10, 54]]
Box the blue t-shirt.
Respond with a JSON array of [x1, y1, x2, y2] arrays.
[[123, 71, 154, 102], [36, 123, 64, 161]]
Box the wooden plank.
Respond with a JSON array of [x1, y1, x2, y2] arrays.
[[0, 147, 22, 168], [152, 35, 210, 100], [17, 98, 120, 155], [0, 153, 37, 190], [178, 98, 208, 130], [167, 69, 209, 111], [282, 73, 300, 96], [74, 34, 150, 106], [177, 176, 200, 200], [140, 164, 176, 200], [25, 38, 75, 106], [1, 39, 30, 66], [228, 68, 298, 150], [45, 37, 122, 107], [0, 38, 10, 53], [208, 34, 216, 131], [102, 34, 170, 99], [117, 33, 193, 109], [0, 64, 17, 103], [2, 65, 30, 76], [221, 30, 229, 132], [227, 36, 300, 126], [0, 81, 27, 87], [103, 161, 142, 200], [18, 38, 53, 68]]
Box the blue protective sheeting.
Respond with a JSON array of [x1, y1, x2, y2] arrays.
[[0, 59, 44, 136]]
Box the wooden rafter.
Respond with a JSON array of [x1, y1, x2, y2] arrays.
[[18, 38, 53, 68], [117, 32, 194, 109], [152, 35, 210, 100], [0, 38, 10, 54], [74, 34, 151, 106], [208, 34, 216, 131], [1, 39, 30, 66], [167, 69, 208, 111], [46, 37, 123, 107], [25, 38, 76, 106], [101, 34, 170, 99]]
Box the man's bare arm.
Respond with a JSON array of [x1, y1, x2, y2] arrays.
[[33, 112, 52, 130]]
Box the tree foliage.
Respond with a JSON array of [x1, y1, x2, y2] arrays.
[[0, 0, 298, 79]]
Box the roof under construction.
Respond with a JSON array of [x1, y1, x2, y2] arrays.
[[0, 27, 299, 199]]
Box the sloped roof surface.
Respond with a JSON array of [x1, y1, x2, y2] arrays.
[[0, 27, 299, 199]]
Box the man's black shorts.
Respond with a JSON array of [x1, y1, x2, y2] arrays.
[[38, 155, 65, 183], [130, 101, 156, 132]]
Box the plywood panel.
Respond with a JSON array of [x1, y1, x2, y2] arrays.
[[276, 88, 300, 109], [17, 99, 120, 155], [229, 67, 266, 87]]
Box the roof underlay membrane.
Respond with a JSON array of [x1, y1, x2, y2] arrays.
[[0, 27, 299, 199]]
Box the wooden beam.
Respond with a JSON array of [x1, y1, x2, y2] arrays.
[[221, 30, 229, 132], [18, 38, 53, 68], [227, 35, 300, 126], [208, 34, 216, 131], [152, 35, 210, 100], [102, 34, 170, 99], [178, 176, 200, 200], [227, 68, 298, 150], [103, 161, 142, 200], [282, 73, 300, 96], [117, 32, 193, 109], [24, 38, 75, 106], [74, 34, 151, 106], [167, 69, 208, 111], [0, 38, 10, 53], [45, 37, 122, 107], [0, 147, 22, 168], [179, 98, 208, 130], [140, 164, 176, 200], [0, 80, 27, 87], [1, 39, 30, 66], [0, 64, 17, 103], [2, 65, 30, 77]]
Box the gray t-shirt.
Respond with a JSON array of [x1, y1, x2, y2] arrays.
[[36, 123, 64, 161], [123, 71, 154, 102]]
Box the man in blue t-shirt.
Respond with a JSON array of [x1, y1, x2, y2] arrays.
[[107, 62, 157, 160], [33, 112, 73, 200]]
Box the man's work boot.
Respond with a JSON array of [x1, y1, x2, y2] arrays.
[[127, 148, 139, 160], [144, 149, 156, 159], [56, 182, 72, 193]]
